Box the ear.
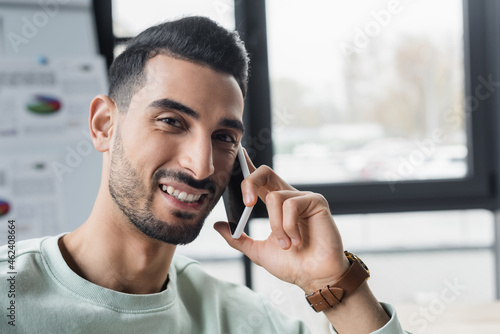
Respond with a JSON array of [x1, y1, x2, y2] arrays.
[[89, 95, 117, 152]]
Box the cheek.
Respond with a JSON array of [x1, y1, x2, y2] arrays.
[[132, 134, 177, 172], [118, 114, 181, 173]]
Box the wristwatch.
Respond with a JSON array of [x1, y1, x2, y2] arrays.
[[305, 251, 370, 312]]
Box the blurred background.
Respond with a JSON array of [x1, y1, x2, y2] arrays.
[[1, 0, 500, 333]]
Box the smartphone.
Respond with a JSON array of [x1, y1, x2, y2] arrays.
[[222, 145, 253, 239]]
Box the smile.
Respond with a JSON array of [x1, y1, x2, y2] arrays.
[[160, 185, 203, 203]]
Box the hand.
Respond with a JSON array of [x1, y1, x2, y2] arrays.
[[214, 150, 351, 293]]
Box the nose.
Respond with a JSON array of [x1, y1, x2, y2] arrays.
[[179, 135, 215, 180]]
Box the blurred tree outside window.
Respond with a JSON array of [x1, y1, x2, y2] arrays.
[[266, 0, 466, 185]]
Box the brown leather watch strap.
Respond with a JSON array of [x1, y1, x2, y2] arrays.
[[306, 259, 369, 312]]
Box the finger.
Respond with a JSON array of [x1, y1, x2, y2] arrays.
[[242, 147, 257, 173], [240, 148, 258, 206], [266, 191, 289, 249], [285, 192, 330, 221], [282, 193, 331, 246], [213, 221, 262, 266], [241, 165, 296, 207], [267, 190, 309, 248]]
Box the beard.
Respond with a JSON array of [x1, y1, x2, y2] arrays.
[[108, 133, 223, 245]]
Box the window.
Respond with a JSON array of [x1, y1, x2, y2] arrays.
[[267, 0, 467, 185], [235, 0, 498, 216], [112, 0, 235, 37]]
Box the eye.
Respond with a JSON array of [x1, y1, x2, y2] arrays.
[[213, 133, 237, 143], [159, 118, 183, 128]]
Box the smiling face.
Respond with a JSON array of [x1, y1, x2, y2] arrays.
[[107, 55, 245, 245]]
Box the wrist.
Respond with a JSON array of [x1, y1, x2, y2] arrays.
[[305, 251, 370, 313], [323, 282, 391, 334], [302, 255, 351, 294]]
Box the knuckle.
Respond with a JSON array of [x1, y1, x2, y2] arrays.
[[313, 193, 331, 210], [257, 164, 274, 179], [259, 164, 273, 173], [312, 192, 327, 203], [283, 197, 298, 211], [265, 191, 281, 205], [240, 177, 251, 188]]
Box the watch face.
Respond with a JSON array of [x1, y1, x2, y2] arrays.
[[344, 251, 370, 277]]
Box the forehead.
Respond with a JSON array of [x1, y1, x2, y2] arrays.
[[129, 55, 244, 119]]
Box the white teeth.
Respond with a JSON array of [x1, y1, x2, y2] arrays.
[[167, 186, 174, 195], [160, 185, 202, 203]]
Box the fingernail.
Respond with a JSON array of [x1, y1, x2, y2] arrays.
[[244, 193, 253, 206], [291, 238, 299, 246], [279, 239, 288, 249]]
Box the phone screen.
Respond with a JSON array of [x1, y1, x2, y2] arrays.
[[222, 145, 253, 238]]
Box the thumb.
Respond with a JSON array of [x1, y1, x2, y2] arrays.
[[213, 221, 259, 264]]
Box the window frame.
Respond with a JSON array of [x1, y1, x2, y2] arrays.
[[95, 0, 500, 215], [235, 0, 500, 216]]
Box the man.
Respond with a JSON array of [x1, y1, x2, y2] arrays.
[[0, 16, 406, 333]]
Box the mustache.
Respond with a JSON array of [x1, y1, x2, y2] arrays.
[[153, 169, 217, 196]]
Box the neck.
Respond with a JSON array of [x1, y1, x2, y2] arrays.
[[59, 189, 176, 294]]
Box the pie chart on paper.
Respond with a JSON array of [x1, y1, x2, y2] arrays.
[[0, 199, 10, 217], [26, 95, 62, 115]]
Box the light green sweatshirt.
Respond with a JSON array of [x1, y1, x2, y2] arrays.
[[0, 234, 405, 334]]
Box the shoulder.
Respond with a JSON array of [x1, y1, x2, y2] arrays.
[[0, 236, 48, 262], [0, 235, 60, 276]]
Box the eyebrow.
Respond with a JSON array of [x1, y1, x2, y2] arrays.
[[220, 118, 245, 134], [148, 98, 245, 134], [148, 98, 199, 120]]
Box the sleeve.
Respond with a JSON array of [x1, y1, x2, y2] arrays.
[[329, 303, 410, 334]]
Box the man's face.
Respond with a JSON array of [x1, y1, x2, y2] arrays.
[[108, 55, 244, 245]]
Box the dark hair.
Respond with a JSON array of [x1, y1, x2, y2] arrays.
[[108, 16, 250, 112]]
